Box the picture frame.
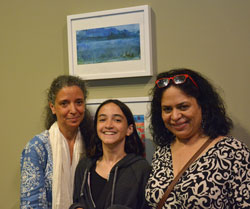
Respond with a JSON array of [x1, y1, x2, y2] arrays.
[[67, 5, 153, 80], [86, 97, 154, 162]]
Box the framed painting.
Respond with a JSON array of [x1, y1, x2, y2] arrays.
[[86, 97, 155, 162], [67, 5, 153, 80]]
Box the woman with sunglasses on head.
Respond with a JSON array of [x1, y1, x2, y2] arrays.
[[69, 99, 151, 209], [145, 68, 250, 208], [20, 75, 94, 209]]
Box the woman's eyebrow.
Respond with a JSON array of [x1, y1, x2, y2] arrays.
[[98, 114, 107, 118], [98, 113, 124, 118], [113, 114, 123, 118]]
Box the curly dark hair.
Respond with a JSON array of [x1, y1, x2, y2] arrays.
[[89, 99, 145, 158], [150, 68, 233, 146], [44, 75, 94, 151]]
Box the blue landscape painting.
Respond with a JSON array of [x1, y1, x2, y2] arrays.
[[76, 24, 141, 65]]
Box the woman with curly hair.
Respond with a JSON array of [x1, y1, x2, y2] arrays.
[[145, 68, 250, 208]]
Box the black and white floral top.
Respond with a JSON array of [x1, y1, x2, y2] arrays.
[[145, 137, 250, 209]]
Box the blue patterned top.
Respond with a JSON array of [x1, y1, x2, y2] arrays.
[[20, 131, 53, 209]]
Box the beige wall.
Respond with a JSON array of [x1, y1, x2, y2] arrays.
[[1, 0, 250, 208]]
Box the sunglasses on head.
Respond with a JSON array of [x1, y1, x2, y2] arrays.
[[155, 74, 199, 88]]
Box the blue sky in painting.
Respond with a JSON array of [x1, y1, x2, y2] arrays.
[[110, 24, 139, 33]]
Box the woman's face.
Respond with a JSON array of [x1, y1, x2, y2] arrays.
[[49, 85, 85, 133], [96, 102, 133, 148], [161, 86, 202, 141]]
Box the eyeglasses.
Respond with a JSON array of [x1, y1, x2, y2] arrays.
[[155, 74, 198, 88]]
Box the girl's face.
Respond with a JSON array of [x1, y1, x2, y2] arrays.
[[49, 85, 85, 133], [97, 102, 133, 148], [161, 86, 203, 141]]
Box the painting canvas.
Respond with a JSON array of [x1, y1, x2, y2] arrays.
[[76, 24, 141, 65], [134, 114, 145, 141], [67, 5, 152, 80], [134, 115, 146, 156]]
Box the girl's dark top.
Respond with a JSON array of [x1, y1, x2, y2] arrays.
[[91, 166, 107, 209], [69, 153, 151, 209]]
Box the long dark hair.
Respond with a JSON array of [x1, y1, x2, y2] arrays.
[[44, 75, 94, 151], [89, 99, 145, 158], [150, 68, 233, 146]]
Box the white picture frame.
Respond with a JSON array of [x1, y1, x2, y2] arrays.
[[67, 5, 153, 80]]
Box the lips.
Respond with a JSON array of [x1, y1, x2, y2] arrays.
[[103, 131, 117, 135], [67, 116, 81, 122], [171, 122, 188, 131]]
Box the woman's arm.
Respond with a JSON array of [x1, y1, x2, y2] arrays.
[[20, 137, 50, 209], [231, 141, 250, 208]]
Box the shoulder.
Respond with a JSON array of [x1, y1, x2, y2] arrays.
[[74, 157, 95, 185], [128, 155, 151, 175], [217, 136, 250, 152], [213, 136, 250, 164], [155, 143, 170, 154], [132, 156, 150, 167], [20, 131, 53, 178], [23, 130, 50, 149], [152, 144, 170, 161], [76, 156, 95, 172], [21, 131, 51, 160]]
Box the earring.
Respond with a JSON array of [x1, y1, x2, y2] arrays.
[[201, 119, 205, 129]]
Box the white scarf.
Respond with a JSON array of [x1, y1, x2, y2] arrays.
[[49, 122, 85, 209]]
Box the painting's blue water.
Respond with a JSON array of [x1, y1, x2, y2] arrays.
[[76, 24, 141, 65], [77, 38, 140, 64]]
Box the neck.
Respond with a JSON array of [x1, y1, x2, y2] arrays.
[[173, 133, 208, 148], [58, 125, 79, 165], [58, 125, 78, 141], [95, 146, 127, 180], [101, 147, 127, 165]]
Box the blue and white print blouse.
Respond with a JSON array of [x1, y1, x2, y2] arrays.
[[20, 131, 53, 209]]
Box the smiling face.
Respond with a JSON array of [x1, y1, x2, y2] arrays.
[[49, 85, 85, 134], [96, 102, 133, 149], [161, 86, 203, 141]]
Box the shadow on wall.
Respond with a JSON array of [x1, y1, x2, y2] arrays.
[[12, 167, 20, 209], [230, 121, 250, 148]]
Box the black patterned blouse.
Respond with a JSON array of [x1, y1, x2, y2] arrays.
[[145, 137, 250, 209]]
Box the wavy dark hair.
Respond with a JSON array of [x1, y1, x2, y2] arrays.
[[89, 99, 145, 158], [150, 68, 233, 146], [44, 75, 94, 151]]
